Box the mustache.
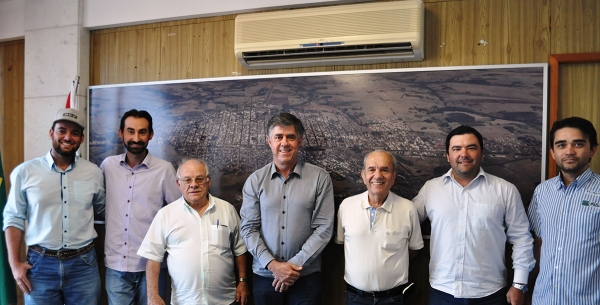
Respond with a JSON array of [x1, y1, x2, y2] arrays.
[[127, 141, 145, 146], [458, 157, 473, 162]]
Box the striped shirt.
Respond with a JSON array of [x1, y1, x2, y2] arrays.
[[529, 168, 600, 305]]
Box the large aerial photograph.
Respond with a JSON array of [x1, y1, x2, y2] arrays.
[[89, 65, 547, 209]]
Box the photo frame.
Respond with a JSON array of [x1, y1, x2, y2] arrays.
[[89, 64, 548, 208]]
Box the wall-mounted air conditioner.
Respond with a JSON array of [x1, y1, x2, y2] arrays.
[[234, 0, 424, 70]]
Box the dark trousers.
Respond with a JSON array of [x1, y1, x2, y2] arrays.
[[253, 272, 323, 305]]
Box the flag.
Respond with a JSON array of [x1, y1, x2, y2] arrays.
[[0, 152, 17, 305], [66, 77, 79, 110]]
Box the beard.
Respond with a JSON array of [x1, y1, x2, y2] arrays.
[[124, 140, 148, 155], [52, 139, 80, 157]]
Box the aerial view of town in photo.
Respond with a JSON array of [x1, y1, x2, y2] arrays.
[[89, 66, 546, 209]]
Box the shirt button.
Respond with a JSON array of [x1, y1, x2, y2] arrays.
[[64, 201, 67, 204], [63, 186, 66, 189], [123, 256, 126, 259], [283, 196, 286, 199], [281, 242, 285, 245], [129, 186, 132, 189], [282, 211, 285, 214], [64, 244, 67, 247], [125, 228, 128, 231], [284, 181, 287, 184], [64, 230, 67, 233], [126, 214, 128, 217], [282, 226, 285, 229], [124, 242, 127, 245], [127, 200, 130, 203], [64, 216, 67, 218]]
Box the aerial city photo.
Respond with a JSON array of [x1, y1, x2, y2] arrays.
[[89, 66, 546, 209]]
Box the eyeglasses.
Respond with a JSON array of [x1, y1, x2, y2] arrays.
[[178, 176, 210, 186]]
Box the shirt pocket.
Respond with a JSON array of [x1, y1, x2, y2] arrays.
[[469, 202, 503, 231], [382, 229, 408, 250], [210, 225, 230, 248], [73, 181, 95, 205]]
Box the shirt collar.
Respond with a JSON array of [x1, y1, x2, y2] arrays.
[[44, 150, 80, 172], [442, 167, 487, 186], [360, 191, 394, 212], [181, 193, 215, 215], [118, 150, 152, 169], [555, 167, 594, 190], [269, 159, 304, 179]]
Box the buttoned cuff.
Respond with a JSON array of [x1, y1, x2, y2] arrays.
[[259, 253, 276, 269], [513, 269, 529, 284]]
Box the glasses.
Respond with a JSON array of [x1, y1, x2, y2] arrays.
[[178, 176, 210, 186]]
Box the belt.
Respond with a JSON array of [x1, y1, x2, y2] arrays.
[[29, 242, 95, 260], [346, 282, 412, 299]]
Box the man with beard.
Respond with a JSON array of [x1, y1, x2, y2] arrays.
[[101, 109, 180, 305], [528, 117, 600, 305], [413, 125, 534, 305], [3, 108, 106, 304]]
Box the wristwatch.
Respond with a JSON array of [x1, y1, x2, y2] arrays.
[[512, 282, 528, 293], [238, 277, 247, 283]]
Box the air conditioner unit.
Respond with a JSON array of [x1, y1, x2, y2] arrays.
[[234, 0, 424, 70]]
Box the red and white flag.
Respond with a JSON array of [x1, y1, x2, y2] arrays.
[[66, 76, 80, 110]]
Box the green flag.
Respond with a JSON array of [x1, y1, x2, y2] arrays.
[[0, 152, 17, 305]]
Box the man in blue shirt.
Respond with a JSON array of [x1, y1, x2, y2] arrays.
[[528, 117, 600, 305], [240, 113, 334, 305], [3, 108, 106, 305]]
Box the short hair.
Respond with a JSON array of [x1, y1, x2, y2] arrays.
[[120, 109, 153, 134], [266, 113, 305, 139], [446, 125, 484, 153], [549, 117, 598, 148], [363, 149, 398, 173], [176, 158, 210, 178]]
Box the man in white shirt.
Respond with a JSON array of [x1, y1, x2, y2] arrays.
[[336, 150, 423, 305], [413, 126, 534, 305], [138, 159, 249, 305]]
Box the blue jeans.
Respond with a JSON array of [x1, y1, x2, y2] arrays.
[[24, 247, 101, 305], [253, 272, 323, 305], [345, 290, 406, 305], [428, 287, 507, 305], [105, 267, 168, 305]]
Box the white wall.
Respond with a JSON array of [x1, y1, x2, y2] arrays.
[[0, 0, 365, 44], [0, 0, 25, 41]]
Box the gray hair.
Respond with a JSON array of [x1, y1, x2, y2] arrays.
[[266, 113, 305, 138], [363, 149, 398, 173], [176, 158, 210, 178]]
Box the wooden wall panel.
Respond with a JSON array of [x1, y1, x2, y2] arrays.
[[550, 0, 600, 54], [0, 39, 24, 193]]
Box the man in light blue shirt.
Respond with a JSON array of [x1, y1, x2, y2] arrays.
[[413, 125, 534, 305], [101, 109, 180, 305], [3, 108, 105, 305], [240, 113, 334, 305], [528, 117, 600, 305]]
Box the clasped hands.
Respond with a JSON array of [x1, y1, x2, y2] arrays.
[[267, 260, 302, 292]]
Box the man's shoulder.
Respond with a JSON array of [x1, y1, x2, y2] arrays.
[[76, 157, 102, 171], [340, 191, 367, 207], [482, 171, 517, 188]]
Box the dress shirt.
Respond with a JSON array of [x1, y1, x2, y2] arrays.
[[3, 151, 105, 249], [528, 168, 600, 305], [101, 152, 180, 272], [413, 168, 534, 298], [138, 195, 247, 305], [335, 191, 423, 291], [240, 160, 334, 277]]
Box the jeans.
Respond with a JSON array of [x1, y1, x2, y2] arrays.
[[105, 267, 168, 305], [253, 272, 323, 305], [24, 247, 101, 305], [428, 287, 508, 305], [345, 290, 406, 305]]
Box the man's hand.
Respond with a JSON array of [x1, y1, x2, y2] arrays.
[[148, 293, 165, 305], [506, 287, 525, 305], [10, 260, 32, 294], [236, 281, 249, 304], [267, 261, 301, 292]]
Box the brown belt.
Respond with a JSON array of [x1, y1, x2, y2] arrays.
[[29, 242, 95, 260]]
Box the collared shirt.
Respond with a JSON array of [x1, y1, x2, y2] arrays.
[[240, 160, 334, 277], [101, 152, 180, 272], [413, 168, 534, 298], [3, 151, 105, 250], [528, 168, 600, 305], [138, 195, 247, 305], [335, 191, 423, 291]]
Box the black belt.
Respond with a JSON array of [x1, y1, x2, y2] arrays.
[[346, 282, 412, 299], [29, 242, 95, 260]]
